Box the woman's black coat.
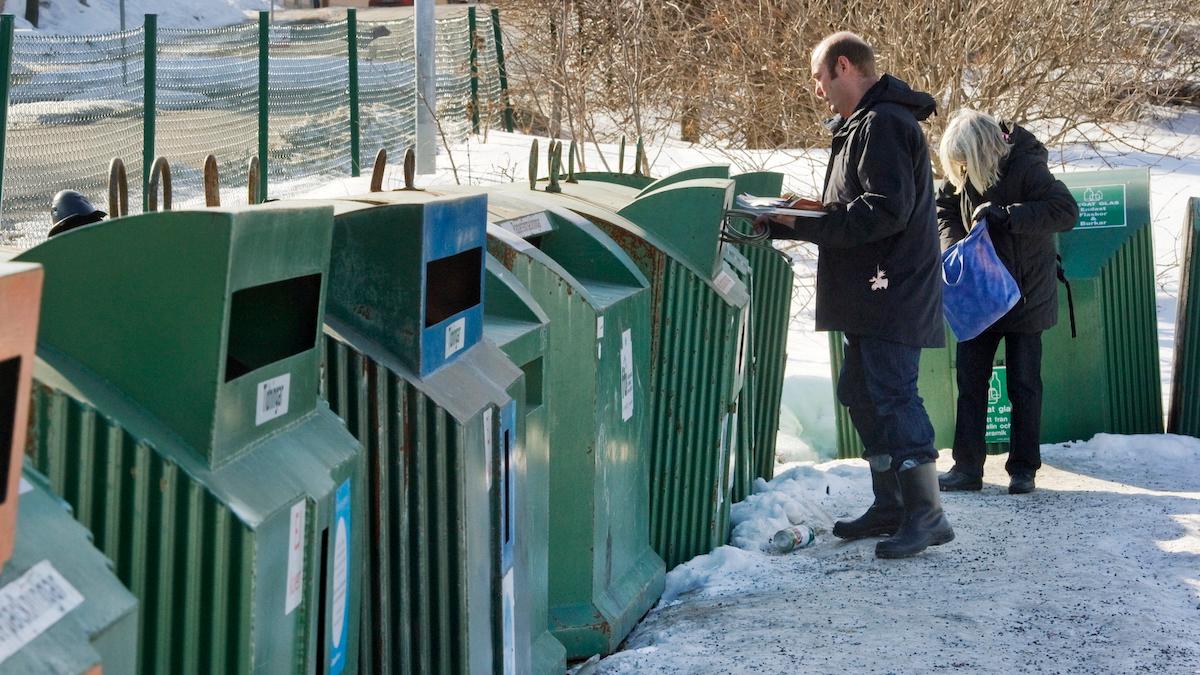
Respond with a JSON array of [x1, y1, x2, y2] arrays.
[[936, 124, 1079, 334]]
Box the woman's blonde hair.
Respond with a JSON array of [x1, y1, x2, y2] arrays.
[[938, 109, 1011, 192]]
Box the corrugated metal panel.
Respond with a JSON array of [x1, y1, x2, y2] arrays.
[[1101, 224, 1163, 433], [738, 244, 793, 484], [648, 259, 743, 568], [28, 383, 255, 674], [1169, 198, 1200, 435], [322, 333, 470, 675]]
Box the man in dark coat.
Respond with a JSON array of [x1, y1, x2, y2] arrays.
[[764, 32, 953, 559], [935, 111, 1078, 494]]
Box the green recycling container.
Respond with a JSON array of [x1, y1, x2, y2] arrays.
[[1041, 168, 1161, 440], [832, 168, 1161, 456], [1169, 197, 1200, 436], [2, 470, 140, 675], [502, 179, 751, 570], [310, 195, 520, 675], [482, 255, 566, 674], [480, 193, 663, 659], [0, 260, 138, 675], [19, 205, 366, 675], [545, 167, 794, 497]]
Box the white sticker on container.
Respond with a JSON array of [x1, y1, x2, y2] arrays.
[[285, 500, 305, 615], [445, 317, 467, 359], [620, 330, 634, 422], [497, 212, 554, 238], [713, 270, 736, 295], [18, 478, 33, 495], [483, 408, 494, 491], [255, 373, 291, 426], [0, 560, 85, 665], [502, 569, 517, 675], [596, 316, 605, 339]]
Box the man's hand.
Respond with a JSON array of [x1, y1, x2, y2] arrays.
[[755, 213, 797, 229], [972, 202, 1010, 227]]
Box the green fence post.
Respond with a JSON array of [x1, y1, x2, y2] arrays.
[[258, 11, 269, 203], [348, 8, 360, 177], [468, 6, 480, 135], [142, 14, 156, 212], [0, 15, 13, 216], [491, 7, 514, 133]]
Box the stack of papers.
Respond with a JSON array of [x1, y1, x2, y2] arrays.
[[734, 193, 826, 218]]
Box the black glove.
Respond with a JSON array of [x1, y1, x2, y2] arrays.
[[971, 202, 1009, 227]]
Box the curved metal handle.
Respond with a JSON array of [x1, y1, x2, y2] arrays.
[[402, 147, 418, 191], [546, 141, 562, 193], [566, 140, 577, 183], [107, 157, 128, 218], [247, 156, 260, 204], [148, 156, 172, 212], [528, 139, 539, 190], [203, 154, 220, 207], [370, 148, 388, 192]]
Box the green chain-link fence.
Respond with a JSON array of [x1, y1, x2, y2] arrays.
[[0, 8, 511, 246]]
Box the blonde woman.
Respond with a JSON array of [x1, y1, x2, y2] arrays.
[[935, 110, 1077, 495]]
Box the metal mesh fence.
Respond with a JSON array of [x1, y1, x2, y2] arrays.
[[359, 16, 416, 177], [1, 9, 509, 247], [267, 20, 353, 201], [157, 24, 259, 209], [3, 29, 144, 246], [473, 10, 505, 134], [435, 13, 472, 145]]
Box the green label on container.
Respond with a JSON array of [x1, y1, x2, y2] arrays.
[[985, 366, 1011, 443], [1070, 184, 1127, 229]]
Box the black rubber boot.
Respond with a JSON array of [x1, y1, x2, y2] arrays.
[[876, 461, 955, 559], [832, 467, 903, 539], [938, 468, 983, 492]]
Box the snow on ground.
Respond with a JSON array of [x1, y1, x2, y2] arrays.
[[582, 436, 1200, 674]]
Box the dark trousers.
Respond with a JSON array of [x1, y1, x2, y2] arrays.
[[837, 334, 938, 467], [952, 331, 1043, 478]]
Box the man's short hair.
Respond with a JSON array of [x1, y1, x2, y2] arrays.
[[814, 32, 876, 79]]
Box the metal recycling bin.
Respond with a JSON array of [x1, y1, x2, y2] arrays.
[[0, 261, 138, 675], [17, 206, 365, 675], [482, 255, 566, 674], [727, 171, 796, 488], [545, 167, 794, 499], [1169, 197, 1200, 436], [500, 179, 751, 570], [1036, 168, 1161, 440], [480, 193, 663, 659], [2, 470, 140, 675], [311, 195, 520, 675], [831, 167, 1161, 456]]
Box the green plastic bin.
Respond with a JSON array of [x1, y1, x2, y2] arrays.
[[1169, 197, 1200, 436], [503, 179, 751, 570], [311, 195, 520, 675], [482, 255, 566, 674], [481, 193, 663, 658], [19, 206, 366, 675], [0, 261, 138, 675]]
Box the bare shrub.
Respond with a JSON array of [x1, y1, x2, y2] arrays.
[[496, 0, 1199, 154]]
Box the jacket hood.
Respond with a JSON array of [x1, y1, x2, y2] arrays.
[[1001, 122, 1049, 166], [862, 74, 937, 121]]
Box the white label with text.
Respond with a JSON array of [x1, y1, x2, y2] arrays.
[[0, 561, 85, 665], [285, 500, 305, 615], [255, 374, 291, 426], [445, 318, 467, 358]]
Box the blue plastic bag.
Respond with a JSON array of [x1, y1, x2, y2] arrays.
[[941, 218, 1021, 341]]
